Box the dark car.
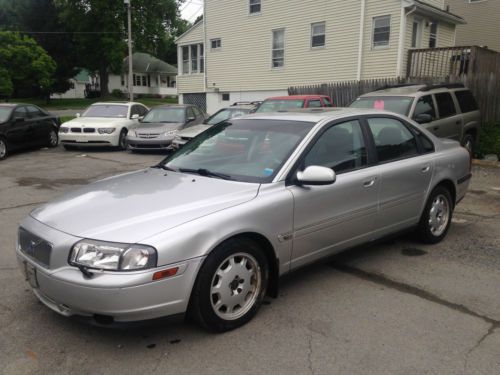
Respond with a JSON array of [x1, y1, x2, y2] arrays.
[[126, 104, 208, 151], [0, 103, 60, 160]]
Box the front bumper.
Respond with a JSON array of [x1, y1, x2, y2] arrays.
[[126, 135, 175, 150], [16, 217, 204, 322], [59, 132, 119, 147]]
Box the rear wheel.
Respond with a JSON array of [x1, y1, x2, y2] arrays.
[[189, 238, 268, 332], [416, 186, 453, 244], [0, 137, 8, 160], [462, 133, 475, 157]]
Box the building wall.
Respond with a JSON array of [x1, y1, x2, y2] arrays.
[[446, 0, 500, 52], [177, 21, 205, 94], [50, 80, 87, 99]]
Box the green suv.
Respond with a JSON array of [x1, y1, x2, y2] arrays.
[[350, 83, 480, 154]]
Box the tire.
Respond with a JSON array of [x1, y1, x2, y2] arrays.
[[462, 133, 475, 157], [189, 238, 269, 332], [0, 137, 8, 160], [118, 129, 128, 150], [416, 186, 453, 244], [47, 128, 59, 148]]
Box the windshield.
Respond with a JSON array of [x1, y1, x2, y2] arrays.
[[142, 107, 185, 123], [349, 97, 413, 116], [255, 99, 305, 112], [82, 104, 128, 118], [161, 119, 314, 183], [205, 108, 251, 125], [0, 107, 13, 122]]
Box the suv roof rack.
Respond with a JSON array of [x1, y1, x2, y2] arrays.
[[418, 83, 465, 92], [374, 83, 422, 91]]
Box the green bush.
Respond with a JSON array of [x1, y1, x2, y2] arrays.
[[477, 122, 500, 158], [111, 89, 124, 99]]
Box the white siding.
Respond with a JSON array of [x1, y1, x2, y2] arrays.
[[177, 22, 205, 94], [420, 0, 445, 9]]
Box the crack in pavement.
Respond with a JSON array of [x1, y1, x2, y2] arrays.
[[330, 263, 500, 326], [463, 324, 499, 373], [306, 331, 315, 375]]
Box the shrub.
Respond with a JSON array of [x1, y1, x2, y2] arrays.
[[111, 89, 124, 99], [477, 122, 500, 158]]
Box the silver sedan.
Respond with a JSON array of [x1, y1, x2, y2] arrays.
[[16, 109, 471, 332]]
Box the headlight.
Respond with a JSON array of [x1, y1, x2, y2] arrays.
[[59, 127, 68, 133], [98, 128, 116, 134], [164, 130, 177, 136], [69, 239, 157, 271]]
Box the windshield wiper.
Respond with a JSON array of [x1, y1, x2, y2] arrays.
[[178, 168, 232, 180]]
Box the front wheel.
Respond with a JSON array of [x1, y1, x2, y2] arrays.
[[189, 238, 269, 332], [47, 128, 59, 148], [416, 186, 453, 244], [117, 129, 128, 150], [462, 133, 475, 157], [0, 137, 8, 160]]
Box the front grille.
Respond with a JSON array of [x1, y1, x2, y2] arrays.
[[71, 128, 82, 133], [18, 228, 52, 267], [83, 128, 95, 133], [137, 133, 160, 139]]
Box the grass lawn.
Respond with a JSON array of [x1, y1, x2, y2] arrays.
[[2, 96, 178, 110]]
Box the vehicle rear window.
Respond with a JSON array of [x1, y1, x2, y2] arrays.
[[256, 99, 305, 112], [454, 90, 478, 113], [0, 107, 12, 122], [435, 92, 457, 118], [308, 99, 322, 108], [350, 97, 413, 116]]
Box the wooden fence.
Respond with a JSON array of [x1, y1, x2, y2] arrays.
[[289, 46, 500, 123]]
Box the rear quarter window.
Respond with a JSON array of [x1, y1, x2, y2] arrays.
[[435, 92, 457, 118], [454, 90, 478, 113]]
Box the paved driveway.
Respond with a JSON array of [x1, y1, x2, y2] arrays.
[[0, 147, 499, 374]]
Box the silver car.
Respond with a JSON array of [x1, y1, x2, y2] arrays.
[[16, 109, 471, 332]]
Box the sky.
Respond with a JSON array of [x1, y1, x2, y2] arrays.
[[180, 0, 204, 23]]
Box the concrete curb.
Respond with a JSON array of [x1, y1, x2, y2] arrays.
[[472, 159, 500, 168]]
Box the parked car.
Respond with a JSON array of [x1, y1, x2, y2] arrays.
[[17, 109, 471, 332], [0, 103, 60, 160], [349, 83, 481, 154], [59, 102, 148, 150], [126, 104, 207, 151], [255, 95, 334, 112], [171, 105, 255, 150]]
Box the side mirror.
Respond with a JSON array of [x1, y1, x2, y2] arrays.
[[76, 113, 81, 118], [296, 166, 336, 186], [131, 114, 140, 120], [414, 113, 432, 124], [187, 116, 196, 123]]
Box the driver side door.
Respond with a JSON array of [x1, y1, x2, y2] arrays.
[[287, 119, 379, 270]]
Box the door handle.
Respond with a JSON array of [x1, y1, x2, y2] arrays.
[[421, 165, 430, 173], [363, 178, 376, 187]]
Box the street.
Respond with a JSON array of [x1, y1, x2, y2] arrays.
[[0, 146, 499, 375]]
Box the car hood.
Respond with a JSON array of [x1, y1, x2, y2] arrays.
[[30, 168, 259, 243], [177, 124, 211, 138], [66, 117, 126, 127], [136, 122, 183, 133]]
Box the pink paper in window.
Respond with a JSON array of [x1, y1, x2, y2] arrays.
[[373, 100, 385, 110]]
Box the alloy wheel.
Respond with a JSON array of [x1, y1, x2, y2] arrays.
[[428, 194, 450, 237], [0, 139, 6, 159], [49, 130, 58, 146]]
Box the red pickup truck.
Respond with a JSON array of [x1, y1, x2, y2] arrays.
[[255, 95, 334, 112]]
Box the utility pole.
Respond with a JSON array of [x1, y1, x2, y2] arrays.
[[125, 0, 133, 101]]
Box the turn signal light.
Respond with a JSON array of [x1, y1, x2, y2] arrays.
[[152, 267, 179, 281]]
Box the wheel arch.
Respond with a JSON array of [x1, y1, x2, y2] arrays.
[[432, 179, 457, 207]]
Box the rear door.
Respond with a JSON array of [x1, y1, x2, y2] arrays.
[[7, 106, 31, 147], [432, 92, 461, 140], [412, 95, 438, 135], [26, 105, 51, 144]]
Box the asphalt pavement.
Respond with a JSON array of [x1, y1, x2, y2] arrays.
[[0, 146, 499, 375]]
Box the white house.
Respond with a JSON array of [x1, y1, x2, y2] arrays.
[[176, 0, 465, 114], [52, 52, 178, 99]]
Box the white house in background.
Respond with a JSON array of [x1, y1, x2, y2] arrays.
[[176, 0, 465, 114], [52, 52, 178, 99]]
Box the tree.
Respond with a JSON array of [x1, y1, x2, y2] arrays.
[[55, 0, 185, 97], [0, 32, 56, 99]]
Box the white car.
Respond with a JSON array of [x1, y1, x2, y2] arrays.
[[59, 102, 149, 150]]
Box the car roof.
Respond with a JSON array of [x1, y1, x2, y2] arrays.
[[90, 102, 143, 106], [0, 103, 18, 108], [359, 84, 469, 98], [265, 95, 329, 100], [240, 108, 401, 123]]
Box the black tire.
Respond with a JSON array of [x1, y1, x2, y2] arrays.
[[416, 186, 453, 244], [189, 237, 269, 332], [47, 128, 59, 148], [462, 133, 475, 157], [0, 137, 8, 160], [118, 129, 128, 150]]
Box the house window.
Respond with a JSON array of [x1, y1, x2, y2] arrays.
[[249, 0, 261, 14], [142, 75, 147, 86], [311, 22, 326, 48], [411, 19, 422, 48], [372, 15, 391, 48], [272, 29, 285, 68], [211, 38, 221, 50], [222, 93, 230, 101], [120, 74, 125, 86], [191, 44, 198, 73], [199, 43, 204, 73], [182, 46, 189, 74], [429, 22, 438, 48]]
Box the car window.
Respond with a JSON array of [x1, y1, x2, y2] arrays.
[[350, 97, 413, 116], [256, 99, 305, 112], [304, 120, 367, 173], [130, 105, 141, 117], [187, 107, 196, 119], [416, 132, 435, 154], [323, 97, 333, 107], [142, 107, 185, 123], [82, 105, 128, 118], [435, 92, 457, 118], [367, 118, 419, 163], [13, 106, 29, 119], [206, 108, 250, 125], [0, 107, 13, 122], [308, 99, 322, 108], [193, 107, 202, 118], [414, 95, 436, 121], [138, 105, 148, 116], [26, 105, 44, 118], [454, 90, 478, 113]]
